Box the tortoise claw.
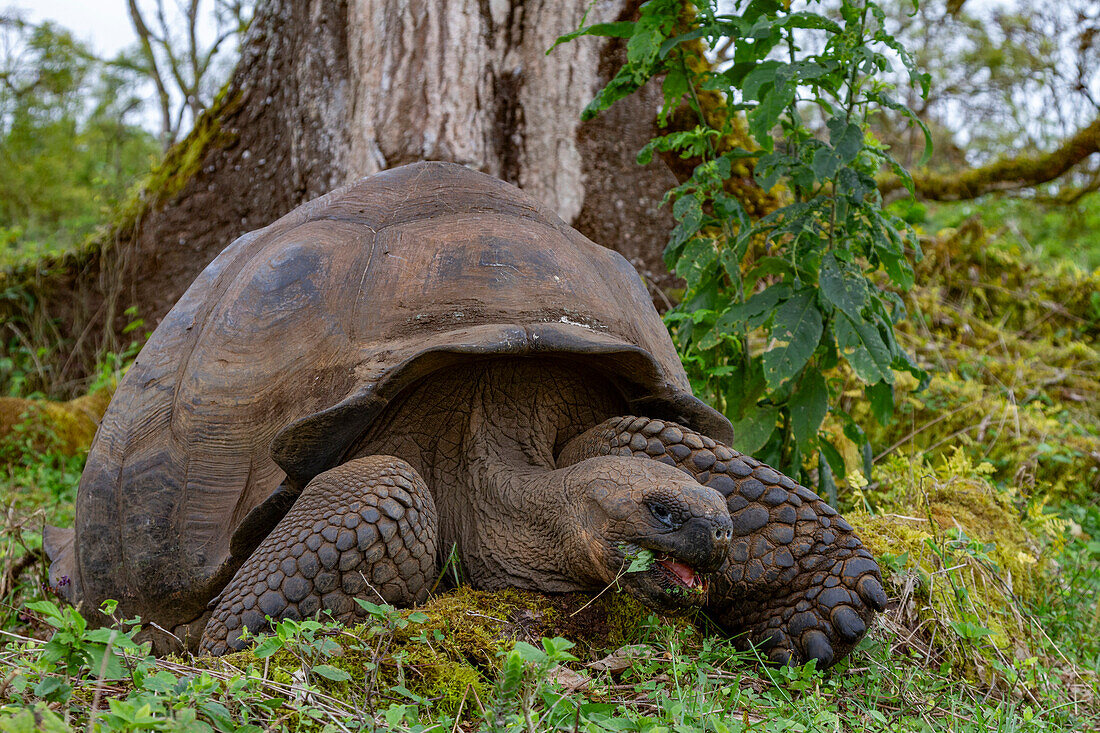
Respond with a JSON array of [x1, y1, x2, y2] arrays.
[[831, 605, 868, 642], [756, 628, 787, 652], [857, 575, 888, 611], [722, 559, 883, 668], [801, 629, 833, 667], [768, 647, 793, 666]]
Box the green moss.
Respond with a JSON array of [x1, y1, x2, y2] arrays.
[[380, 644, 485, 716], [818, 221, 1100, 502], [0, 385, 113, 462], [138, 87, 241, 211], [188, 587, 667, 722], [915, 219, 1100, 339], [601, 592, 651, 646], [856, 327, 1100, 501], [850, 451, 1060, 686]]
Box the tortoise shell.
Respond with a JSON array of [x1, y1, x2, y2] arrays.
[[66, 161, 733, 631]]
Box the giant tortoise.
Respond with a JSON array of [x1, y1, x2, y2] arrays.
[[46, 161, 886, 665]]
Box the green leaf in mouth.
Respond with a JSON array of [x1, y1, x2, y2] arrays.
[[626, 547, 656, 573]]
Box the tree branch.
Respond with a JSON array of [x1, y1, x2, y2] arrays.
[[127, 0, 174, 146], [1034, 164, 1100, 205], [880, 115, 1100, 201]]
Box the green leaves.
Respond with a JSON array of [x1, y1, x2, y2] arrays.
[[730, 405, 779, 454], [667, 194, 705, 259], [836, 314, 894, 385], [553, 0, 686, 121], [867, 380, 895, 425], [717, 283, 789, 333], [497, 637, 579, 722], [28, 600, 136, 681], [812, 119, 865, 180], [549, 21, 635, 50], [560, 0, 929, 489], [311, 664, 351, 682], [251, 635, 284, 659], [820, 253, 870, 321], [675, 237, 719, 290], [782, 11, 843, 33], [948, 620, 995, 640], [626, 548, 656, 573], [762, 291, 824, 388], [790, 371, 829, 448], [741, 60, 785, 100], [749, 81, 795, 149]]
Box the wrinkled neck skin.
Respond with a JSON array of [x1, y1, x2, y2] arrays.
[[351, 358, 626, 591]]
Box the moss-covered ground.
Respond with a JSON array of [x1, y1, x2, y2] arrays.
[[0, 219, 1097, 730]]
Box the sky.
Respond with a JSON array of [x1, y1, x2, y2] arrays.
[[5, 0, 139, 58]]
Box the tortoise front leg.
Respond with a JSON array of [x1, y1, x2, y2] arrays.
[[559, 416, 887, 667], [200, 456, 437, 656]]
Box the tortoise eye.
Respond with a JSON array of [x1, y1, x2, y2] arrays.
[[648, 502, 675, 528]]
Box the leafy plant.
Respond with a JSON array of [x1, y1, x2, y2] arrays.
[[2, 587, 1096, 730], [248, 616, 350, 686], [12, 599, 150, 709], [494, 636, 578, 733], [624, 546, 656, 573], [557, 0, 931, 496]]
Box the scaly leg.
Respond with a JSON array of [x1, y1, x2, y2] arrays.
[[200, 455, 437, 656], [559, 416, 886, 667]]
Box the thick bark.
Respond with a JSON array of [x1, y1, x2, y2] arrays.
[[2, 0, 679, 397]]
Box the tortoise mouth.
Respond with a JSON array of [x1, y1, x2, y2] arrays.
[[618, 543, 712, 609], [653, 555, 709, 594]]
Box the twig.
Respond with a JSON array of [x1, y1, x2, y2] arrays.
[[873, 401, 975, 463], [569, 556, 635, 617]]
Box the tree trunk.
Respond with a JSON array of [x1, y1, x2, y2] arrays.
[[2, 0, 680, 397]]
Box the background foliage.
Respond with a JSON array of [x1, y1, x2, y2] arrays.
[[0, 18, 158, 267]]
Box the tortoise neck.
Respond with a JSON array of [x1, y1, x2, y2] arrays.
[[353, 358, 626, 588], [450, 360, 625, 589]]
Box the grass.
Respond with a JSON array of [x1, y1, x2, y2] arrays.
[[1030, 503, 1100, 672], [0, 597, 1095, 732]]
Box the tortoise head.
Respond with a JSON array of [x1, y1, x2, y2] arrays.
[[563, 456, 733, 611]]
